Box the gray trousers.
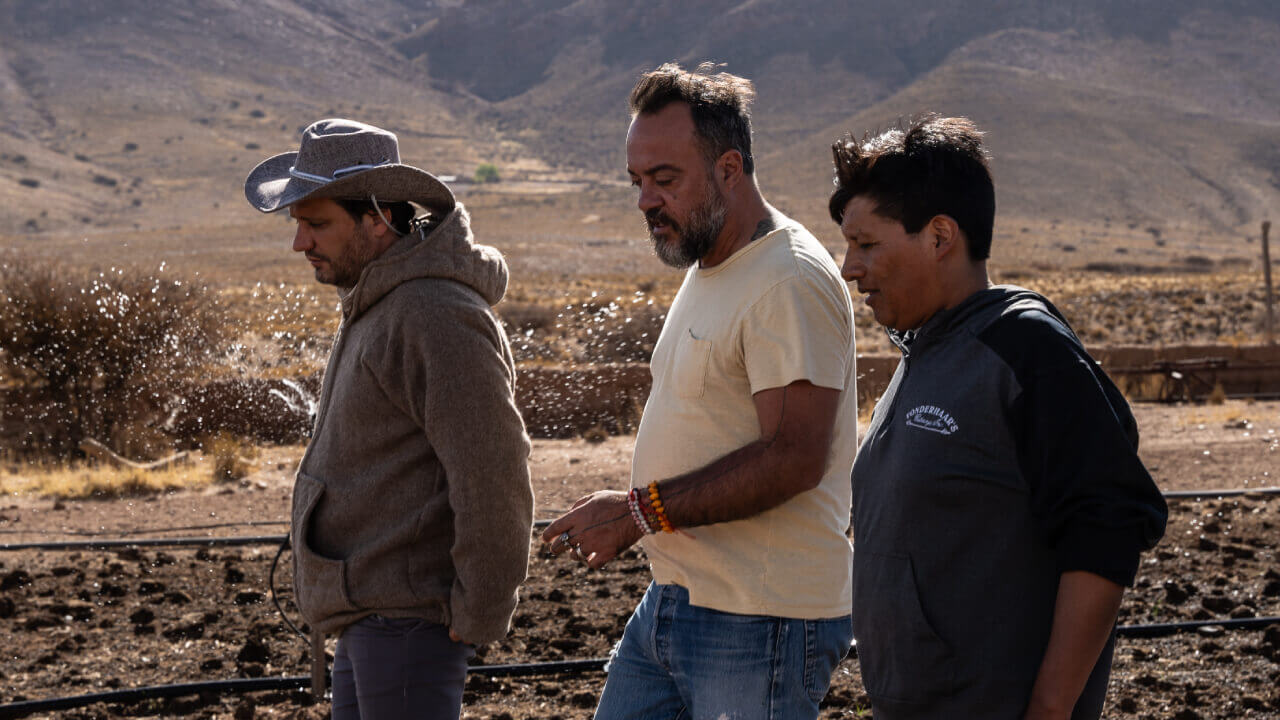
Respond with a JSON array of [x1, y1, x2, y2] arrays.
[[332, 616, 475, 720]]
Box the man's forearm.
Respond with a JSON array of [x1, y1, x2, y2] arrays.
[[657, 433, 820, 529], [1023, 570, 1124, 720], [540, 381, 838, 568], [654, 381, 834, 529]]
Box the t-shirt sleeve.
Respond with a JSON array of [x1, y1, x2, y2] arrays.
[[988, 310, 1167, 587], [739, 270, 852, 395]]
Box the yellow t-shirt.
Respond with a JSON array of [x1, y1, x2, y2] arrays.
[[634, 218, 858, 619]]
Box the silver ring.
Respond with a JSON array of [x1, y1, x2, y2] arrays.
[[555, 531, 571, 551]]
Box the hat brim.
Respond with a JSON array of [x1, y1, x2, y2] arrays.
[[244, 151, 456, 214]]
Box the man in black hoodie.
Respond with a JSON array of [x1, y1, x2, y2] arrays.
[[830, 115, 1167, 720]]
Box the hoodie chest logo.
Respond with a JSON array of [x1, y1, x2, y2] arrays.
[[905, 405, 959, 435]]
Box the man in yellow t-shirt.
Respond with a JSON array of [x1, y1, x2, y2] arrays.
[[543, 63, 858, 720]]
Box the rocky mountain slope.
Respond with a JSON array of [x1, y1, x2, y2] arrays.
[[1, 0, 1276, 261]]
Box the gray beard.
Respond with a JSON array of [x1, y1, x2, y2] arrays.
[[650, 187, 728, 269]]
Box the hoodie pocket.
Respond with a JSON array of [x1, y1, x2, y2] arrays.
[[292, 473, 359, 622], [851, 550, 957, 706]]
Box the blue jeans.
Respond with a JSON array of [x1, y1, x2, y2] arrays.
[[595, 583, 853, 720], [331, 616, 475, 720]]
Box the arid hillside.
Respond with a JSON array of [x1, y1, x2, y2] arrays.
[[0, 0, 1277, 269]]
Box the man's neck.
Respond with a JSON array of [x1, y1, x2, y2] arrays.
[[940, 261, 992, 312], [699, 189, 773, 269]]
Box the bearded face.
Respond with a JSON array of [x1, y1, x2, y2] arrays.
[[317, 219, 382, 288], [644, 175, 728, 269]]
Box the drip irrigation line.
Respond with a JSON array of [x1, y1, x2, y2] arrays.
[[0, 520, 558, 552], [1116, 615, 1279, 638], [269, 537, 307, 642], [0, 535, 289, 552], [4, 616, 1279, 719], [0, 677, 306, 720], [0, 520, 288, 537], [0, 658, 610, 719], [0, 488, 1276, 553], [1163, 486, 1280, 499]]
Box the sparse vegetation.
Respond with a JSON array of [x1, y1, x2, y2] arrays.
[[474, 162, 500, 184], [0, 458, 211, 499], [0, 258, 226, 459], [203, 431, 258, 482]]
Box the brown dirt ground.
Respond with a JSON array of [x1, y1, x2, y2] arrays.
[[0, 401, 1277, 719]]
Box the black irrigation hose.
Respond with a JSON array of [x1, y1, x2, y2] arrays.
[[268, 537, 307, 642], [0, 659, 611, 719], [0, 677, 307, 720], [1116, 615, 1280, 638], [6, 488, 1280, 553], [0, 521, 557, 552], [4, 617, 1279, 719], [0, 535, 290, 552], [1163, 486, 1280, 499], [0, 521, 289, 537]]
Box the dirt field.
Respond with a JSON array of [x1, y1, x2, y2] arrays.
[[0, 401, 1278, 719]]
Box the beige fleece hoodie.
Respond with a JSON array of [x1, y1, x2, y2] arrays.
[[291, 203, 533, 643]]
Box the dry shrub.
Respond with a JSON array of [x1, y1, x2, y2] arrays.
[[501, 294, 668, 365], [517, 363, 650, 438], [1207, 382, 1227, 405], [203, 432, 258, 482], [581, 424, 609, 444], [573, 298, 666, 363], [1114, 373, 1168, 403], [0, 256, 226, 459]]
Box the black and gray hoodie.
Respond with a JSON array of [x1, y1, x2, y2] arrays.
[[850, 286, 1167, 720]]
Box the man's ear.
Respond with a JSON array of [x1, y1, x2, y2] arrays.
[[716, 149, 744, 189], [365, 209, 392, 239], [928, 215, 963, 259]]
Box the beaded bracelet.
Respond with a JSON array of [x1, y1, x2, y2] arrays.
[[627, 488, 655, 535], [647, 481, 675, 534]]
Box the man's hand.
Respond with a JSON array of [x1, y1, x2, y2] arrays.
[[448, 628, 469, 644], [1022, 571, 1124, 720], [540, 490, 643, 569]]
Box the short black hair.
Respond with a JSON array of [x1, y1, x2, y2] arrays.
[[334, 198, 416, 236], [830, 115, 995, 261], [629, 62, 756, 175]]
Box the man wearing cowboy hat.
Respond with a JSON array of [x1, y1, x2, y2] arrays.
[[245, 118, 533, 720]]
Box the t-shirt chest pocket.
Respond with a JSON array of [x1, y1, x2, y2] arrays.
[[668, 328, 713, 399]]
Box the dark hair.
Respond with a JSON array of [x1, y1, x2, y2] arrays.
[[829, 115, 995, 261], [629, 62, 756, 175], [334, 198, 416, 236]]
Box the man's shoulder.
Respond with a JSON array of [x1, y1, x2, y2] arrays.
[[382, 276, 492, 312], [744, 219, 842, 287], [975, 294, 1087, 378], [363, 278, 498, 341]]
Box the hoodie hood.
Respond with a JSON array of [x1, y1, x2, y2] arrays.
[[339, 203, 507, 321], [887, 285, 1072, 355]]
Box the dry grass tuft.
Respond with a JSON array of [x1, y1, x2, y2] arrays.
[[0, 457, 214, 499], [1207, 382, 1228, 405], [201, 432, 259, 482]]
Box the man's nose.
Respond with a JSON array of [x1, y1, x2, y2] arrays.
[[292, 225, 312, 253], [637, 183, 661, 214], [840, 253, 864, 283]]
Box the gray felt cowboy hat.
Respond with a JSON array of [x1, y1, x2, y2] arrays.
[[244, 118, 455, 214]]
